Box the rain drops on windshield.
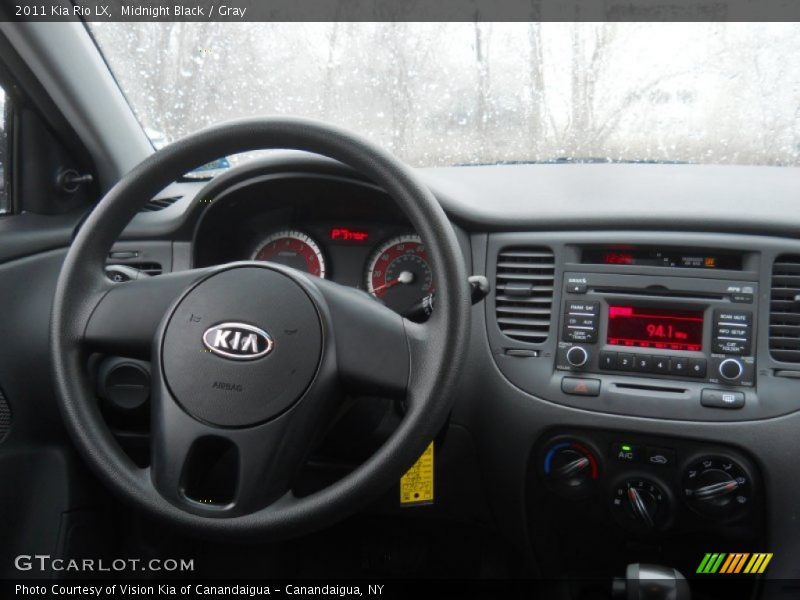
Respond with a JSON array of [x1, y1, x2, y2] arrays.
[[90, 22, 800, 167]]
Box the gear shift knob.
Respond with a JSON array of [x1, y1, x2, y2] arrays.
[[612, 563, 691, 600]]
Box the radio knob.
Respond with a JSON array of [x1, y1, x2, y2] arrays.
[[719, 358, 744, 381], [566, 346, 590, 368]]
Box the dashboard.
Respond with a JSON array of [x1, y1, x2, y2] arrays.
[[102, 157, 800, 586]]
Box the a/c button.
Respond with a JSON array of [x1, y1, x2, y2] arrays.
[[561, 377, 601, 396], [611, 442, 640, 462]]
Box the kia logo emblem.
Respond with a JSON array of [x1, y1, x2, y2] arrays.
[[202, 322, 274, 360]]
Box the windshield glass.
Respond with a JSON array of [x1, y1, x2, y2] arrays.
[[89, 22, 800, 167]]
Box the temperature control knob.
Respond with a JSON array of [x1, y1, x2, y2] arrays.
[[566, 346, 590, 368], [718, 358, 744, 381], [683, 456, 752, 519], [542, 440, 599, 497], [611, 478, 670, 531]]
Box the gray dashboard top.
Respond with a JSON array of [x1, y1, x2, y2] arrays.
[[421, 162, 800, 234], [124, 158, 800, 240]]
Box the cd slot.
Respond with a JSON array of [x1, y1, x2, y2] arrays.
[[612, 382, 688, 395], [592, 287, 725, 301]]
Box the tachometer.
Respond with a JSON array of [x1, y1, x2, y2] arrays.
[[365, 235, 433, 313], [253, 230, 327, 278]]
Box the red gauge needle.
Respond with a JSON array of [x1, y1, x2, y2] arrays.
[[372, 270, 414, 294]]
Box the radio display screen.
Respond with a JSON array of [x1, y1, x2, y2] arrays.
[[607, 305, 703, 351], [581, 247, 742, 270]]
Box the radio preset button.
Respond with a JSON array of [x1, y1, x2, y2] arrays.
[[599, 351, 618, 370], [651, 356, 669, 373], [617, 353, 635, 370], [669, 357, 689, 375], [688, 358, 707, 378], [634, 355, 653, 373]]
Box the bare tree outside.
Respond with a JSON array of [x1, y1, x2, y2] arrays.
[[90, 22, 800, 167]]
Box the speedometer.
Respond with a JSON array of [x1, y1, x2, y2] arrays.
[[253, 230, 327, 278], [365, 235, 433, 314]]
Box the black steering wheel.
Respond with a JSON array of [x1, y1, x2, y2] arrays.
[[50, 118, 470, 540]]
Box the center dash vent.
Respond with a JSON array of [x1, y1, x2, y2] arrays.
[[495, 247, 555, 343], [770, 255, 800, 362], [140, 196, 182, 212]]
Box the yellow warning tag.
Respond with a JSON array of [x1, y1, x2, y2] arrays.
[[400, 442, 434, 505]]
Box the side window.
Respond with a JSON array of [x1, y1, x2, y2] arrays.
[[0, 86, 7, 212]]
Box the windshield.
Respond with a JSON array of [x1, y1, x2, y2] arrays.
[[89, 22, 800, 167]]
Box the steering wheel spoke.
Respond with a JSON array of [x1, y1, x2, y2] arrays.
[[84, 268, 216, 359], [313, 277, 410, 398], [149, 377, 323, 516]]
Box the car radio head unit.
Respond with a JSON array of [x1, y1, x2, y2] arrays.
[[556, 272, 757, 388]]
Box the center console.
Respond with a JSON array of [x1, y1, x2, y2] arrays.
[[482, 232, 795, 590], [487, 233, 800, 422]]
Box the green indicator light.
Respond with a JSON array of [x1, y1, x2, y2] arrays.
[[621, 445, 632, 452]]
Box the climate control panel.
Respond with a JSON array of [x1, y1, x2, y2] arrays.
[[535, 429, 761, 535]]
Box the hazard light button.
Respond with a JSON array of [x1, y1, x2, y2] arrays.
[[561, 377, 601, 396]]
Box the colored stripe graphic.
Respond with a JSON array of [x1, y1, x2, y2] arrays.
[[698, 553, 727, 573], [744, 553, 773, 574], [719, 554, 736, 573], [710, 553, 726, 573], [730, 553, 750, 573], [698, 552, 773, 574], [697, 553, 714, 573], [758, 553, 773, 573], [719, 553, 746, 573]]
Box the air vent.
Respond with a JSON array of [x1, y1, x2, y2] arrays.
[[140, 196, 181, 212], [132, 262, 163, 276], [770, 255, 800, 362], [495, 247, 555, 343]]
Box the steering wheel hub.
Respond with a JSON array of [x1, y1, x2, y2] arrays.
[[162, 266, 322, 428]]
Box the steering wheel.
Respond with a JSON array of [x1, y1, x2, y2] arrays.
[[50, 118, 470, 540]]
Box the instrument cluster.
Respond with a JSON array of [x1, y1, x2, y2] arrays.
[[191, 174, 437, 315], [250, 227, 433, 315]]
